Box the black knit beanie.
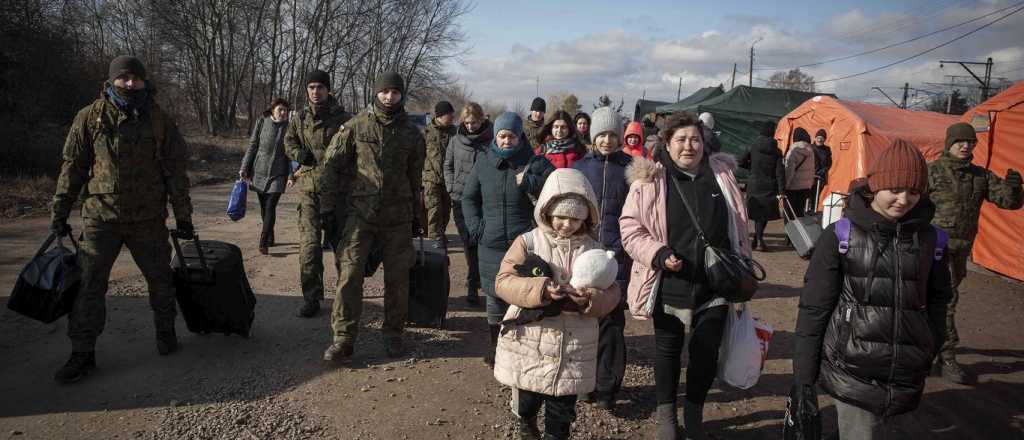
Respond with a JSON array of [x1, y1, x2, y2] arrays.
[[945, 122, 977, 151], [434, 100, 454, 116], [793, 127, 811, 143], [109, 56, 146, 82], [531, 97, 546, 112], [374, 71, 405, 94], [304, 69, 331, 90], [815, 129, 827, 141]]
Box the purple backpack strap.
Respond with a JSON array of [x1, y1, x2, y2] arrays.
[[932, 226, 949, 261], [834, 218, 851, 255]]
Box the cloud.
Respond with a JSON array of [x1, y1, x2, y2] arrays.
[[454, 8, 1024, 116]]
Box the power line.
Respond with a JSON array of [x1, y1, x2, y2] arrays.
[[754, 1, 1024, 72], [808, 4, 1024, 85]]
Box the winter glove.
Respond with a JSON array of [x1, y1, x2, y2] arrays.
[[320, 211, 338, 248], [296, 148, 316, 167], [782, 384, 821, 440], [50, 218, 71, 237], [1006, 168, 1022, 187], [175, 220, 195, 240]]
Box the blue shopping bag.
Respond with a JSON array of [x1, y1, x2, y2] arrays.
[[227, 179, 247, 221]]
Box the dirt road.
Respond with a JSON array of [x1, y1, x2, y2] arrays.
[[2, 182, 1023, 439]]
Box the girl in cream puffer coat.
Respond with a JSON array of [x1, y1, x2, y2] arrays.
[[493, 168, 621, 440]]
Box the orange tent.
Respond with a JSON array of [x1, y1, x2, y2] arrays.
[[960, 81, 1024, 282], [776, 96, 957, 208]]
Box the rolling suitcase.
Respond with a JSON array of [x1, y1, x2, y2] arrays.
[[171, 232, 256, 337], [782, 197, 823, 259], [407, 236, 450, 329]]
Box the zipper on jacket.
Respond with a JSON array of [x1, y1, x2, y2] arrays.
[[886, 224, 903, 414]]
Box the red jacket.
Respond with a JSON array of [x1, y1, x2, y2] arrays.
[[623, 122, 647, 158]]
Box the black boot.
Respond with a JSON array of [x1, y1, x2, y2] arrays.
[[683, 400, 706, 440], [258, 233, 269, 255], [323, 341, 354, 362], [937, 352, 972, 384], [484, 324, 499, 368], [54, 351, 96, 384], [518, 416, 541, 440], [156, 329, 179, 356], [296, 300, 320, 318]]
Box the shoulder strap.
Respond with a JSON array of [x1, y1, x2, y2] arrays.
[[932, 225, 949, 261], [669, 177, 710, 247], [834, 217, 851, 255]]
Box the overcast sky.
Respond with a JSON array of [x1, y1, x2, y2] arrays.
[[450, 0, 1024, 116]]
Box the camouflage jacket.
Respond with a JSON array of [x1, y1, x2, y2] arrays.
[[928, 154, 1024, 243], [51, 92, 192, 224], [522, 116, 545, 151], [284, 96, 350, 194], [422, 120, 456, 187], [320, 107, 426, 226]]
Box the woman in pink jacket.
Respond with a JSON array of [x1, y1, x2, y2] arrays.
[[619, 113, 751, 440]]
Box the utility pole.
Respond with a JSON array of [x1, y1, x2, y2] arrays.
[[676, 77, 682, 101], [535, 76, 540, 97], [939, 57, 994, 101], [947, 94, 953, 114], [749, 37, 762, 87], [872, 87, 902, 108], [731, 63, 737, 89], [900, 83, 909, 109]]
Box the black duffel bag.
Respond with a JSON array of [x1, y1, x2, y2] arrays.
[[8, 232, 82, 323]]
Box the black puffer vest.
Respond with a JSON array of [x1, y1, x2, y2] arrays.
[[819, 187, 943, 416]]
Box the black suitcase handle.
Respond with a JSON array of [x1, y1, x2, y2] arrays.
[[170, 230, 211, 274]]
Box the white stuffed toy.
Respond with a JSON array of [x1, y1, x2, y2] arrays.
[[570, 249, 618, 290]]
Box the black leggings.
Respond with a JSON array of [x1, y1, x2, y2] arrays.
[[517, 389, 577, 439], [653, 303, 728, 405], [257, 191, 282, 244]]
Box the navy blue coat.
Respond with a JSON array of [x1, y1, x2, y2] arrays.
[[462, 145, 554, 297], [572, 151, 633, 284]]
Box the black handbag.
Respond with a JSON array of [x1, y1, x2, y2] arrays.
[[671, 179, 766, 302]]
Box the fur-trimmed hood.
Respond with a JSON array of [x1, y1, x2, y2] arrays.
[[625, 152, 738, 185]]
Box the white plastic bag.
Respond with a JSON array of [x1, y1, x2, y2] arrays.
[[718, 303, 769, 389]]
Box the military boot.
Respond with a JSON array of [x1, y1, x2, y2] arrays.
[[937, 353, 972, 384], [156, 330, 179, 356], [683, 400, 706, 440], [518, 416, 541, 440], [54, 351, 96, 384], [258, 233, 269, 255], [323, 342, 354, 362], [656, 402, 679, 440], [385, 337, 406, 357]]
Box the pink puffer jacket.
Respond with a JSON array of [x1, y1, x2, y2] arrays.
[[619, 154, 751, 319]]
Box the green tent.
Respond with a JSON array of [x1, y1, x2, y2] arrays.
[[661, 85, 836, 157], [656, 85, 725, 114], [633, 99, 671, 121]]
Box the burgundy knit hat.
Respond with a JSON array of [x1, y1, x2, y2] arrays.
[[867, 139, 928, 193]]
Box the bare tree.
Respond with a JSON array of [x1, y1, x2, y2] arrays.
[[766, 68, 815, 92]]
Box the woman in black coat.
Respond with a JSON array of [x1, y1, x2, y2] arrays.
[[740, 121, 785, 251]]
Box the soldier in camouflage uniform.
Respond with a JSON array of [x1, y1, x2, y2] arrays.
[[284, 70, 351, 318], [523, 97, 546, 152], [928, 122, 1023, 384], [423, 100, 457, 246], [49, 56, 193, 384], [319, 72, 426, 361]]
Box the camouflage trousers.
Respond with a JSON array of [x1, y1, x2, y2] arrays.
[[297, 191, 335, 303], [331, 217, 414, 344], [70, 218, 177, 352], [423, 183, 450, 243], [942, 240, 972, 356]]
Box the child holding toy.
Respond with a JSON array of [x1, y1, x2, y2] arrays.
[[493, 168, 621, 440]]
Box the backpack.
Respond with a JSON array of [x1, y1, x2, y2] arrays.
[[834, 217, 948, 261]]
